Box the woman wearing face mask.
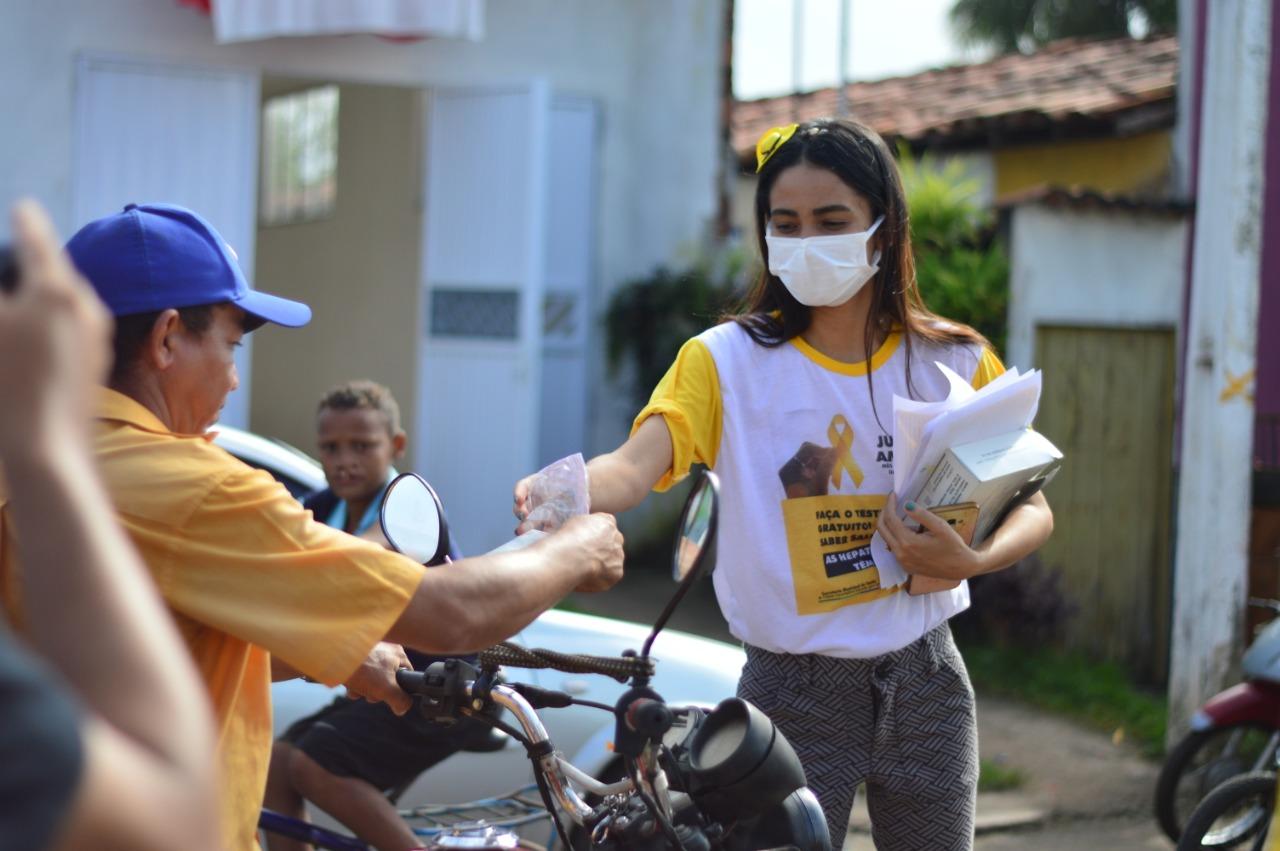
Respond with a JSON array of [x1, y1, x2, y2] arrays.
[[514, 117, 1053, 850]]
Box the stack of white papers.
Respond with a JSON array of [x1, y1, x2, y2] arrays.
[[871, 363, 1045, 584]]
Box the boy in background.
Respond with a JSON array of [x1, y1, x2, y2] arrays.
[[304, 380, 446, 551], [265, 380, 480, 851]]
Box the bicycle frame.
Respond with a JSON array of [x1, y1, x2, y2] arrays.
[[255, 683, 643, 851]]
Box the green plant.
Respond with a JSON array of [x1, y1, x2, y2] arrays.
[[949, 0, 1176, 54], [950, 555, 1077, 646], [604, 258, 741, 412], [978, 758, 1025, 792], [900, 147, 1011, 355], [961, 640, 1168, 759]]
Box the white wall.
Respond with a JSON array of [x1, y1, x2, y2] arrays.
[[1006, 204, 1187, 370], [0, 0, 724, 452]]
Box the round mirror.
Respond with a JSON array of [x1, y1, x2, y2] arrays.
[[673, 472, 719, 581], [380, 473, 450, 565]]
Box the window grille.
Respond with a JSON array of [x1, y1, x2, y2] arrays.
[[260, 85, 339, 225]]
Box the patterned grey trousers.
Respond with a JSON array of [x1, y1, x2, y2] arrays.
[[737, 624, 978, 850]]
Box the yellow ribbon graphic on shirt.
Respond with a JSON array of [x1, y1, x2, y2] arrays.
[[827, 414, 864, 489]]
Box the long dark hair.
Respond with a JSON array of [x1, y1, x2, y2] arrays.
[[731, 118, 988, 400]]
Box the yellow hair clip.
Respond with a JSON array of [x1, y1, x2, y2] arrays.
[[755, 123, 799, 173]]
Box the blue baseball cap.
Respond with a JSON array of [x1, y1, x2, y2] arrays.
[[66, 203, 311, 327]]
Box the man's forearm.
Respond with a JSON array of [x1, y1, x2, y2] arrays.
[[387, 548, 577, 653], [387, 518, 618, 653], [6, 437, 213, 768]]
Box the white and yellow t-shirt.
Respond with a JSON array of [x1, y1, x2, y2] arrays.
[[634, 321, 1004, 659]]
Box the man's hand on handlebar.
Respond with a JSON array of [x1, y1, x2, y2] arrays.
[[555, 513, 625, 593], [344, 641, 414, 715]]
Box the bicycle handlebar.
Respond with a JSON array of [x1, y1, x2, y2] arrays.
[[396, 662, 708, 842], [401, 671, 598, 822], [479, 641, 655, 682], [394, 667, 426, 694]]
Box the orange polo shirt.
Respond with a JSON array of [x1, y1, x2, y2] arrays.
[[1, 389, 425, 850]]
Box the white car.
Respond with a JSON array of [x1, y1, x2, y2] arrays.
[[212, 426, 746, 808]]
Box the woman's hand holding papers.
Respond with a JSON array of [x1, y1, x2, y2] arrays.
[[877, 491, 1055, 582], [877, 493, 983, 581]]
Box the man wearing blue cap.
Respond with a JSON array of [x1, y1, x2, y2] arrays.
[[0, 202, 626, 851]]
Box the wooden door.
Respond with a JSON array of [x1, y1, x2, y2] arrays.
[[1035, 325, 1176, 684]]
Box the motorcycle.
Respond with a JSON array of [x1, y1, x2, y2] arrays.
[[1155, 599, 1280, 842], [1174, 769, 1275, 850], [379, 469, 832, 851]]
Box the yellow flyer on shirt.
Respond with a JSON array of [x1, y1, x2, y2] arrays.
[[781, 493, 898, 614]]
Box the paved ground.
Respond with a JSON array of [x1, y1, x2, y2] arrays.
[[566, 566, 1172, 849]]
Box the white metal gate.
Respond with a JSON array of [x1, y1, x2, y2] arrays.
[[417, 84, 552, 552], [73, 55, 260, 428], [538, 96, 598, 468]]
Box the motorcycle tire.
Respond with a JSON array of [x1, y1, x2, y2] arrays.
[[1156, 723, 1280, 842], [1175, 770, 1276, 850]]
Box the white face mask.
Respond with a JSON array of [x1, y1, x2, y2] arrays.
[[765, 216, 884, 307]]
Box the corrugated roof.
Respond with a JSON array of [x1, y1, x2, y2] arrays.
[[732, 35, 1178, 159]]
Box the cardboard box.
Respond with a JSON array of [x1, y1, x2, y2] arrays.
[[912, 429, 1062, 545]]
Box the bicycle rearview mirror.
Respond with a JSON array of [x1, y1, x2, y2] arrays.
[[380, 473, 450, 566], [642, 471, 720, 659], [673, 473, 718, 582]]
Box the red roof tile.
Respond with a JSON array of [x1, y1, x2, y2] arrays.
[[732, 35, 1178, 159]]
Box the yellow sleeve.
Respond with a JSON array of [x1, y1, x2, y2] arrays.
[[151, 467, 424, 685], [630, 337, 722, 492], [970, 347, 1006, 390]]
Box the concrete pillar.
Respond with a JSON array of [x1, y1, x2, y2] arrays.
[[1168, 0, 1273, 737]]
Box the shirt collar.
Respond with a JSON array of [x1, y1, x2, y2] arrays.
[[326, 467, 399, 537], [95, 387, 216, 442]]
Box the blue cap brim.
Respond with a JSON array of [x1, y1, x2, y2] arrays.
[[235, 289, 312, 328]]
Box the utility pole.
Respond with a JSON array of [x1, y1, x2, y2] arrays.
[[1168, 0, 1273, 740]]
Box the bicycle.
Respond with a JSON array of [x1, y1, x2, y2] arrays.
[[260, 784, 554, 850], [259, 471, 830, 851]]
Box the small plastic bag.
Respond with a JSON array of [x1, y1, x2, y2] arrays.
[[522, 453, 590, 531], [488, 529, 548, 553]]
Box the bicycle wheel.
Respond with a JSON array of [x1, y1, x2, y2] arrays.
[[1157, 724, 1280, 841], [1175, 770, 1276, 850]]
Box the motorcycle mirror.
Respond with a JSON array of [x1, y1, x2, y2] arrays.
[[642, 471, 720, 660], [379, 473, 451, 566], [673, 472, 718, 582]]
